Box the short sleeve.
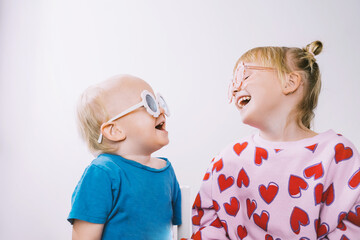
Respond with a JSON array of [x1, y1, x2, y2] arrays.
[[67, 165, 113, 224], [172, 173, 182, 225]]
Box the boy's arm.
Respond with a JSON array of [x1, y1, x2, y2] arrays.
[[72, 219, 104, 240]]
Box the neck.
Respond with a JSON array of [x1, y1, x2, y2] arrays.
[[114, 150, 166, 169], [113, 144, 153, 166], [258, 115, 317, 142], [118, 152, 152, 165], [259, 109, 317, 142]]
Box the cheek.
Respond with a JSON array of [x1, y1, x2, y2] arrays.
[[124, 113, 155, 132]]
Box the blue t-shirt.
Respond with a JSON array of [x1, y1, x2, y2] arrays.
[[68, 153, 181, 240]]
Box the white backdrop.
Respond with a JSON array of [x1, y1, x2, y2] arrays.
[[1, 0, 360, 239]]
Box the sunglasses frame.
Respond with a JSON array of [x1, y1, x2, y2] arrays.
[[228, 61, 275, 103]]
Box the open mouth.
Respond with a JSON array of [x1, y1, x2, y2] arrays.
[[155, 122, 166, 130], [237, 95, 251, 108]]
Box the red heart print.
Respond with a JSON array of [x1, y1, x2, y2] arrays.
[[349, 168, 360, 189], [259, 182, 279, 204], [305, 143, 318, 153], [234, 142, 248, 156], [255, 147, 268, 165], [321, 183, 334, 206], [246, 198, 257, 219], [347, 205, 360, 227], [314, 183, 323, 205], [289, 175, 308, 198], [224, 197, 240, 216], [265, 234, 274, 240], [237, 225, 247, 239], [192, 230, 202, 240], [290, 207, 309, 234], [210, 218, 222, 228], [274, 149, 282, 153], [192, 209, 204, 226], [203, 172, 210, 181], [337, 212, 347, 231], [253, 210, 269, 231], [212, 158, 223, 172], [340, 235, 350, 240], [237, 168, 250, 188], [218, 174, 234, 192], [221, 220, 228, 234], [315, 218, 329, 238], [335, 143, 353, 163], [213, 200, 220, 212], [314, 183, 334, 206], [193, 193, 201, 209], [304, 162, 324, 180]]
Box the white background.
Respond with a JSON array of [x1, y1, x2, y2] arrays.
[[1, 0, 360, 239]]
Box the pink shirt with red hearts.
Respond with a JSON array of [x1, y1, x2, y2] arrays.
[[192, 129, 360, 240]]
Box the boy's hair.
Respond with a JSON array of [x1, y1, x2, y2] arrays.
[[76, 85, 117, 155], [235, 41, 323, 129]]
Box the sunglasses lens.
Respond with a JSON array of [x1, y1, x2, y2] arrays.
[[145, 94, 158, 113], [158, 95, 169, 116]]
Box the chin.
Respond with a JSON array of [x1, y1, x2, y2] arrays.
[[240, 111, 249, 124], [156, 130, 169, 146], [161, 138, 170, 147], [153, 138, 169, 151], [241, 113, 257, 128]]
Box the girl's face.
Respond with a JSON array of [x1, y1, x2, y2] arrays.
[[233, 62, 286, 129]]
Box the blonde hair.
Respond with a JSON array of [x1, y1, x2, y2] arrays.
[[235, 41, 323, 129], [76, 85, 117, 155]]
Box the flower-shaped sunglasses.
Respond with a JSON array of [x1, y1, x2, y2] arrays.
[[98, 90, 170, 143]]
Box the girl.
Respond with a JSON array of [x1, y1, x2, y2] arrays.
[[191, 41, 360, 239]]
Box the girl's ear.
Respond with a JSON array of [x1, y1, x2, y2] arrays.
[[100, 122, 126, 142], [282, 72, 302, 95]]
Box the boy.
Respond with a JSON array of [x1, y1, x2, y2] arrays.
[[68, 74, 181, 239]]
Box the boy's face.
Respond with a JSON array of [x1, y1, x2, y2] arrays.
[[103, 75, 169, 154]]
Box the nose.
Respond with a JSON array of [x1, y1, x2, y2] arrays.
[[231, 82, 243, 96], [238, 80, 247, 91], [159, 106, 165, 115]]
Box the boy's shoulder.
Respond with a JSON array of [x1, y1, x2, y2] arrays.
[[87, 153, 123, 175]]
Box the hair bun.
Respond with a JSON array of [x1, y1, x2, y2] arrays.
[[304, 40, 323, 57]]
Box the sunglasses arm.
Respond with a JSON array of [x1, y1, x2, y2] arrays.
[[97, 102, 144, 143], [107, 102, 144, 123]]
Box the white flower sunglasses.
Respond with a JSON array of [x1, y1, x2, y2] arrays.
[[98, 90, 170, 143]]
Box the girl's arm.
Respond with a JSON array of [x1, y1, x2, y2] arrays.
[[72, 219, 104, 240], [324, 140, 360, 239], [191, 158, 229, 239]]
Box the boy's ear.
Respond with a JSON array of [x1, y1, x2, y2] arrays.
[[100, 122, 126, 142], [282, 72, 302, 95]]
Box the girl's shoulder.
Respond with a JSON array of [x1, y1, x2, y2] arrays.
[[320, 130, 359, 152], [323, 130, 360, 160]]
